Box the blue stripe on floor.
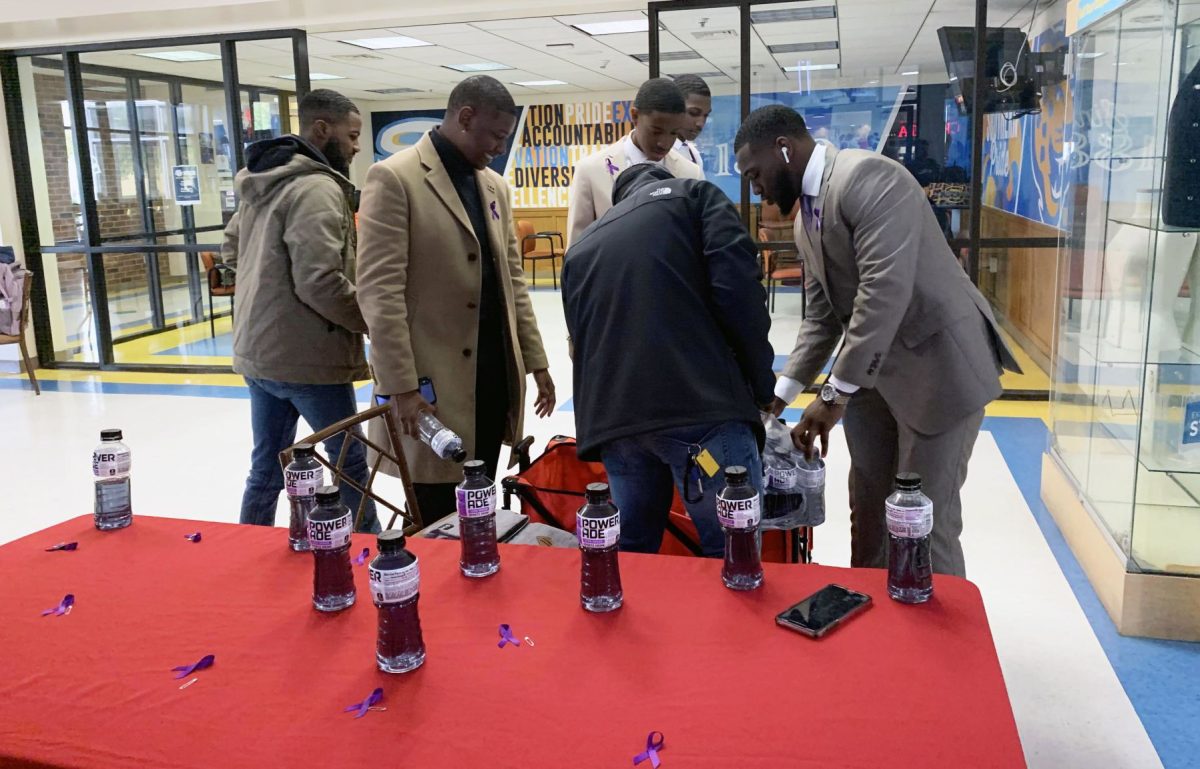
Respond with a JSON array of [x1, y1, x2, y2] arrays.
[[0, 378, 377, 402], [985, 416, 1200, 769]]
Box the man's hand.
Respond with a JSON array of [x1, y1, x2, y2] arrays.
[[792, 398, 846, 461], [390, 390, 434, 437], [533, 369, 556, 418], [771, 396, 789, 417]]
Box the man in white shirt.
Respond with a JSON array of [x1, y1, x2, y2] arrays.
[[671, 74, 712, 179], [566, 78, 703, 245]]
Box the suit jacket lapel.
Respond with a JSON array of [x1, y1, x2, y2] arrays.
[[479, 173, 507, 272], [417, 135, 475, 240], [800, 146, 838, 296]]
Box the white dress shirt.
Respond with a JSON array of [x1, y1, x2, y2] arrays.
[[673, 138, 706, 179], [623, 131, 664, 168], [773, 141, 859, 404]]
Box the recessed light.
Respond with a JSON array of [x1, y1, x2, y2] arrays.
[[513, 80, 569, 87], [902, 70, 920, 76], [783, 63, 839, 72], [751, 6, 837, 23], [444, 62, 512, 72], [366, 87, 424, 94], [768, 41, 839, 54], [631, 51, 703, 63], [573, 19, 648, 36], [867, 79, 879, 85], [274, 72, 345, 80], [135, 51, 219, 62], [340, 35, 431, 50]]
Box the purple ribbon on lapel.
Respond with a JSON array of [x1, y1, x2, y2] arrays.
[[633, 732, 665, 768], [498, 624, 521, 649], [606, 158, 620, 176], [171, 654, 215, 679], [41, 594, 74, 617], [813, 206, 822, 231], [184, 532, 202, 543], [489, 200, 500, 220], [353, 547, 370, 566], [343, 687, 384, 719], [44, 542, 78, 552]]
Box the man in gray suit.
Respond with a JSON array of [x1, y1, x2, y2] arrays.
[[734, 105, 1020, 577]]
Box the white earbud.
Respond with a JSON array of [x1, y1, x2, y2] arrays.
[[781, 146, 791, 164]]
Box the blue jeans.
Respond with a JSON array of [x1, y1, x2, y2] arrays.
[[601, 421, 762, 557], [240, 377, 380, 533]]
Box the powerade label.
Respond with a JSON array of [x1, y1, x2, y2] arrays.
[[797, 463, 825, 490], [886, 502, 933, 538], [93, 448, 131, 477], [285, 467, 322, 498], [768, 464, 799, 490], [369, 558, 420, 603], [456, 486, 496, 519], [717, 493, 761, 529], [577, 512, 620, 549], [308, 513, 352, 550]]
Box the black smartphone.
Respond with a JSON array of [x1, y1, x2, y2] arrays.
[[776, 584, 872, 639]]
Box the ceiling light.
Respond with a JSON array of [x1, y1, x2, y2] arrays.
[[631, 51, 703, 63], [340, 35, 431, 50], [783, 63, 839, 72], [573, 19, 648, 36], [513, 80, 569, 87], [275, 72, 345, 80], [674, 71, 726, 80], [445, 62, 512, 72], [751, 6, 837, 23], [769, 41, 839, 54], [902, 70, 920, 76], [366, 87, 424, 94], [1077, 52, 1107, 59], [135, 51, 219, 62]]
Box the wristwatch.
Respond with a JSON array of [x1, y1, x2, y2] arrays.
[[819, 382, 852, 407]]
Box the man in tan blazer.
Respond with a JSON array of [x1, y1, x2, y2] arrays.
[[566, 78, 703, 245], [735, 105, 1020, 577], [356, 76, 555, 520]]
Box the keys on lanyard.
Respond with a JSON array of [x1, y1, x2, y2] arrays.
[[685, 445, 721, 504]]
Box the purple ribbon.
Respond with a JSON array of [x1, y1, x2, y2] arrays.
[[633, 732, 665, 768], [44, 542, 78, 552], [41, 594, 74, 617], [184, 532, 202, 543], [343, 687, 384, 719], [171, 654, 215, 679], [606, 158, 620, 177], [498, 624, 521, 649], [813, 206, 822, 231], [489, 200, 500, 220], [353, 547, 370, 566]]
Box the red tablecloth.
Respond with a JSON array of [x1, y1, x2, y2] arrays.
[[0, 516, 1024, 769]]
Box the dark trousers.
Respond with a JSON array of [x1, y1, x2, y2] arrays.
[[412, 343, 510, 524]]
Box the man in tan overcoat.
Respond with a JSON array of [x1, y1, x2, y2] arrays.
[[356, 76, 555, 521]]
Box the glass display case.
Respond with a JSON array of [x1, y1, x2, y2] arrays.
[[1048, 0, 1200, 639]]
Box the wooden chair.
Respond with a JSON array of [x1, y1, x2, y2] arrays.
[[200, 252, 235, 338], [759, 226, 804, 314], [516, 220, 563, 290], [0, 269, 39, 395], [279, 402, 424, 534]]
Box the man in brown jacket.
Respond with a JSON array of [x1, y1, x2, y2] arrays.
[[222, 89, 379, 532], [357, 76, 554, 520]]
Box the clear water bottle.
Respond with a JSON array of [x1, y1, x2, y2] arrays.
[[886, 472, 934, 604], [717, 466, 763, 591], [418, 412, 468, 463], [796, 454, 827, 526], [370, 530, 426, 674], [577, 483, 623, 612], [93, 428, 132, 531], [762, 452, 805, 529], [456, 460, 499, 578], [307, 485, 356, 612], [284, 444, 323, 552]]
